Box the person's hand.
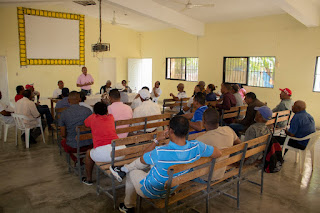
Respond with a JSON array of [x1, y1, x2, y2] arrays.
[[157, 129, 169, 141], [170, 93, 173, 97]]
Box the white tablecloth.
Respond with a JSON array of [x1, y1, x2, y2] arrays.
[[120, 92, 137, 103], [84, 94, 101, 106]]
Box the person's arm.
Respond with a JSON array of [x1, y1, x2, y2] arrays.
[[272, 102, 284, 112], [210, 146, 222, 158], [153, 88, 160, 97], [182, 113, 194, 120], [239, 105, 254, 126], [140, 129, 168, 164], [29, 102, 40, 118], [189, 121, 203, 131], [234, 138, 242, 145], [216, 96, 231, 110], [170, 93, 179, 101], [60, 126, 66, 139]]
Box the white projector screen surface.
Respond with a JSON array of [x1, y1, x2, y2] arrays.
[[25, 15, 79, 59]]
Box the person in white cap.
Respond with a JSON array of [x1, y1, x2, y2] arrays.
[[133, 89, 161, 133], [131, 87, 149, 110]]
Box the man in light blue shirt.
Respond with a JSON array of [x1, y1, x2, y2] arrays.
[[275, 100, 315, 150], [110, 116, 222, 212]]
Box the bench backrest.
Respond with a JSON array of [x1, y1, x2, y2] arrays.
[[220, 106, 247, 125], [166, 134, 271, 189], [163, 98, 190, 113], [266, 110, 292, 134]]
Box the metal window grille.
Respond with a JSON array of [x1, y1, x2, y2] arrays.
[[313, 56, 320, 92], [166, 57, 198, 81], [223, 56, 275, 88]]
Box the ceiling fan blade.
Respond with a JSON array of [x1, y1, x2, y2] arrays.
[[171, 0, 186, 5], [191, 4, 214, 8]]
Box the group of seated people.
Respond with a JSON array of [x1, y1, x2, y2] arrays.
[[0, 78, 316, 213]]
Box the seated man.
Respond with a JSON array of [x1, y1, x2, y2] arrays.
[[133, 89, 161, 133], [198, 80, 206, 94], [181, 85, 201, 114], [273, 88, 293, 127], [244, 106, 272, 165], [108, 89, 133, 138], [131, 87, 149, 110], [26, 84, 54, 129], [170, 83, 187, 112], [52, 80, 64, 99], [0, 91, 14, 125], [55, 88, 70, 109], [183, 92, 207, 134], [15, 85, 24, 102], [274, 101, 315, 151], [109, 116, 222, 212], [216, 83, 236, 124], [59, 91, 93, 163], [122, 80, 132, 93], [100, 80, 112, 94], [196, 108, 241, 181], [151, 81, 162, 103], [79, 91, 93, 112], [15, 90, 43, 144], [229, 92, 264, 136], [82, 102, 119, 185]]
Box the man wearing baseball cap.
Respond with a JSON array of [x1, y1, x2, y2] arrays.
[[132, 89, 161, 133], [273, 88, 293, 127], [244, 106, 272, 142], [244, 106, 272, 164]]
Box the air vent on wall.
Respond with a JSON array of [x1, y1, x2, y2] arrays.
[[73, 1, 96, 6]]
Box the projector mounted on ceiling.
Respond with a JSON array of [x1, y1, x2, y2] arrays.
[[92, 0, 110, 52]]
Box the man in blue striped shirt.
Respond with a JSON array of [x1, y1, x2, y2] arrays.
[[110, 116, 222, 213]]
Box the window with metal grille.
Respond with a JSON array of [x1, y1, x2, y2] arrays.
[[223, 56, 275, 88], [166, 57, 198, 81], [313, 57, 320, 92]]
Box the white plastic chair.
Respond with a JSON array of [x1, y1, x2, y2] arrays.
[[11, 113, 45, 148], [0, 117, 15, 142], [282, 131, 320, 173]]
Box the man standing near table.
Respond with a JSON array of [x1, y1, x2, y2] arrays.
[[77, 67, 94, 96]]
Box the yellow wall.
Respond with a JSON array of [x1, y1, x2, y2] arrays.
[[141, 14, 320, 127], [0, 6, 140, 102]]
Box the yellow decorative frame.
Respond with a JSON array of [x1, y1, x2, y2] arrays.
[[17, 7, 85, 66]]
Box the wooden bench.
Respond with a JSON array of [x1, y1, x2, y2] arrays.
[[54, 107, 68, 155], [162, 98, 190, 113], [95, 131, 206, 209], [220, 106, 247, 125], [137, 134, 271, 212], [266, 110, 292, 135]]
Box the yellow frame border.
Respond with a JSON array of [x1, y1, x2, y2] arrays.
[[17, 7, 85, 66]]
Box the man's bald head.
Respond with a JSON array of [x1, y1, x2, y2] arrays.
[[68, 91, 81, 105], [292, 100, 306, 113], [177, 83, 184, 92]]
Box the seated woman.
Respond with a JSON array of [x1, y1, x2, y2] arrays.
[[82, 102, 124, 185], [205, 84, 217, 101]]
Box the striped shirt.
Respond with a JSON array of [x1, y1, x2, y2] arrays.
[[141, 140, 214, 199]]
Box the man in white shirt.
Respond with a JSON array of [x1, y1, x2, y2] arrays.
[[76, 67, 94, 96], [0, 91, 14, 125], [52, 80, 64, 99], [151, 81, 162, 103], [131, 87, 149, 110], [15, 90, 43, 144], [170, 83, 188, 112], [133, 89, 161, 133]]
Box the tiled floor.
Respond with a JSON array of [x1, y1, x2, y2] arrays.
[[0, 128, 319, 213]]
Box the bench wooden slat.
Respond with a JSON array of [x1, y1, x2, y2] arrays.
[[79, 133, 92, 141], [112, 132, 156, 146], [222, 112, 239, 119], [116, 117, 146, 126], [77, 126, 91, 132], [266, 119, 276, 125], [145, 120, 169, 129], [246, 134, 269, 148], [146, 113, 172, 121], [245, 145, 266, 158], [115, 143, 151, 157], [276, 115, 290, 122], [277, 110, 291, 116], [115, 124, 145, 134], [224, 106, 240, 113]]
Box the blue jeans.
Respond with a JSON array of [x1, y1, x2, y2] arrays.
[[229, 123, 245, 136], [37, 105, 53, 125]]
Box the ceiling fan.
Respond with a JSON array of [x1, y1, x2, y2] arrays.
[[173, 0, 214, 11], [110, 11, 128, 26]]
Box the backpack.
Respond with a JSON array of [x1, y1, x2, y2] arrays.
[[264, 137, 284, 173]]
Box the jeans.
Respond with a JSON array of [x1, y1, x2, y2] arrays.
[[229, 123, 245, 136], [37, 105, 54, 125], [274, 136, 306, 150]]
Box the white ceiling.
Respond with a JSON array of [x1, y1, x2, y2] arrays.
[[1, 0, 320, 33], [153, 0, 285, 23]]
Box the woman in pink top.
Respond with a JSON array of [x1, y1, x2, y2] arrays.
[[82, 102, 123, 185], [238, 84, 247, 100]]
